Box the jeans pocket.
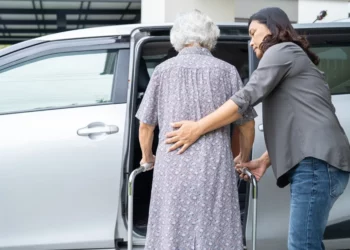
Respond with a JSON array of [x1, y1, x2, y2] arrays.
[[327, 165, 350, 198]]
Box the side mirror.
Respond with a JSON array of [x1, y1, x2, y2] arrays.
[[313, 10, 327, 23]]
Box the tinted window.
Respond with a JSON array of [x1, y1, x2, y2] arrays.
[[0, 50, 117, 114], [312, 46, 350, 95]]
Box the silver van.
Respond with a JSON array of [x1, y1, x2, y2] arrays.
[[1, 22, 350, 250]]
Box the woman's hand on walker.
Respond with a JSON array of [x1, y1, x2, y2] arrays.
[[235, 158, 267, 182], [165, 120, 202, 154], [140, 154, 156, 169]]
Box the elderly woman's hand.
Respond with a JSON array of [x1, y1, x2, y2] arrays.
[[140, 154, 156, 169], [165, 120, 202, 154]]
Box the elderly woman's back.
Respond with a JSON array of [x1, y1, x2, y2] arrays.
[[141, 47, 245, 142], [136, 10, 256, 250]]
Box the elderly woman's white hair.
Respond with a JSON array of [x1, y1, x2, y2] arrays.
[[170, 10, 220, 52]]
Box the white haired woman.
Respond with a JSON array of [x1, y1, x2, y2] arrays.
[[136, 10, 256, 250]]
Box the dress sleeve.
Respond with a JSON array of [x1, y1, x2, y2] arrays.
[[135, 67, 161, 125], [229, 66, 258, 126], [231, 43, 294, 114]]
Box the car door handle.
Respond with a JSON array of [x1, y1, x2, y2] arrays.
[[77, 123, 119, 136], [258, 124, 264, 132]]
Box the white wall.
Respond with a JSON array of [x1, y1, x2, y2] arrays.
[[298, 0, 348, 23], [141, 0, 235, 23], [141, 0, 165, 23], [235, 0, 298, 23], [165, 0, 235, 23], [142, 0, 350, 24]]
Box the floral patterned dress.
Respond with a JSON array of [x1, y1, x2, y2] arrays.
[[136, 46, 256, 250]]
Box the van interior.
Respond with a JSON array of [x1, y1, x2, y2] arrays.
[[127, 39, 252, 243]]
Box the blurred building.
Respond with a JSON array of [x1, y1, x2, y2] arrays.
[[0, 0, 349, 45], [0, 0, 141, 45]]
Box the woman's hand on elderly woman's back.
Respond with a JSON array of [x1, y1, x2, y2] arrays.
[[165, 120, 202, 154], [166, 100, 242, 154]]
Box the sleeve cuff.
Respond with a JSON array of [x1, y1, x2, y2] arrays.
[[231, 92, 249, 115], [231, 93, 258, 126]]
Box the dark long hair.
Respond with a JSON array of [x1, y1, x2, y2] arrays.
[[249, 7, 320, 65]]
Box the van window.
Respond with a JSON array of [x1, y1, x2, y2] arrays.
[[312, 46, 350, 95], [0, 50, 117, 114]]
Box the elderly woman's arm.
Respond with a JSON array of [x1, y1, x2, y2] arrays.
[[139, 122, 156, 164], [135, 67, 160, 163]]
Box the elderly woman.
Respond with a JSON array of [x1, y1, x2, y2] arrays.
[[136, 10, 256, 250]]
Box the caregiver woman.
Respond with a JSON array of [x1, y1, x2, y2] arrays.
[[165, 7, 350, 250]]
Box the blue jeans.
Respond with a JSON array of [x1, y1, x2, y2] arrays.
[[288, 157, 349, 250]]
